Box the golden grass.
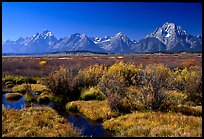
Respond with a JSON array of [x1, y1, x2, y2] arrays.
[[102, 111, 202, 137], [2, 107, 80, 137], [66, 100, 115, 121], [12, 84, 48, 93], [175, 105, 202, 116]]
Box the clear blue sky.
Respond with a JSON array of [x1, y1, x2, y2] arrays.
[[2, 2, 202, 41]]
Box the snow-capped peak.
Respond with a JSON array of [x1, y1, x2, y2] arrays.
[[42, 29, 52, 35], [43, 29, 49, 33], [116, 32, 124, 36], [147, 22, 189, 40]]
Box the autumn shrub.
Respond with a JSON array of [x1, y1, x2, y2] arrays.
[[172, 66, 202, 105], [39, 60, 47, 67], [139, 64, 172, 110], [43, 65, 81, 103], [125, 86, 146, 111], [160, 90, 188, 112], [98, 64, 134, 114], [77, 64, 107, 87], [106, 61, 143, 86]]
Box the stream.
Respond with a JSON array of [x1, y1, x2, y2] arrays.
[[2, 92, 113, 137]]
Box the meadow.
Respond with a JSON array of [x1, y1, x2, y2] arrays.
[[2, 53, 202, 137]]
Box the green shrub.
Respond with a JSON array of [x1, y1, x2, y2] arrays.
[[37, 96, 50, 105], [80, 86, 105, 100], [66, 102, 78, 112], [2, 75, 37, 86], [25, 94, 37, 103]]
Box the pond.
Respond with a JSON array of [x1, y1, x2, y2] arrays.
[[2, 93, 26, 110], [2, 92, 114, 137], [2, 93, 53, 110], [67, 113, 113, 137]]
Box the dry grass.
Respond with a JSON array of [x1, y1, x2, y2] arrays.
[[102, 111, 202, 137], [66, 100, 115, 121], [2, 107, 80, 137], [2, 53, 202, 77], [175, 105, 202, 116]]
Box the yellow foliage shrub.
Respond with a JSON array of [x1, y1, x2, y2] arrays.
[[39, 61, 47, 66], [78, 64, 107, 87]]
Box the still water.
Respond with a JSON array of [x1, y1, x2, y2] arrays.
[[67, 113, 113, 137], [2, 93, 114, 137], [2, 93, 26, 110]]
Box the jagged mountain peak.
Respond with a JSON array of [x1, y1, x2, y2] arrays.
[[147, 22, 189, 39], [42, 29, 50, 33], [115, 32, 127, 38], [16, 37, 25, 42], [41, 29, 53, 38], [2, 24, 202, 54], [116, 32, 123, 35], [71, 33, 81, 36], [163, 22, 176, 27]]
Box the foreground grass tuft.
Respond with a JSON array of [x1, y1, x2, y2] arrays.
[[66, 100, 116, 121], [5, 93, 22, 100], [102, 111, 202, 137], [2, 107, 80, 137]]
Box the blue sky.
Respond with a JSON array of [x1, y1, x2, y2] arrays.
[[2, 2, 202, 41]]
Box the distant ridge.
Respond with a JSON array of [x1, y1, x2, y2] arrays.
[[3, 22, 202, 54]]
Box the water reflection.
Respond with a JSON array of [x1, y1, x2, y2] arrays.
[[2, 93, 53, 110], [2, 93, 114, 137], [2, 93, 26, 110], [67, 113, 113, 137]]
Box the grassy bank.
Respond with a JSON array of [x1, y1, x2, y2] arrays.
[[102, 111, 202, 137], [66, 100, 116, 121], [2, 106, 80, 137]]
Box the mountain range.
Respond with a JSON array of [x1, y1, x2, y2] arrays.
[[2, 22, 202, 54]]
